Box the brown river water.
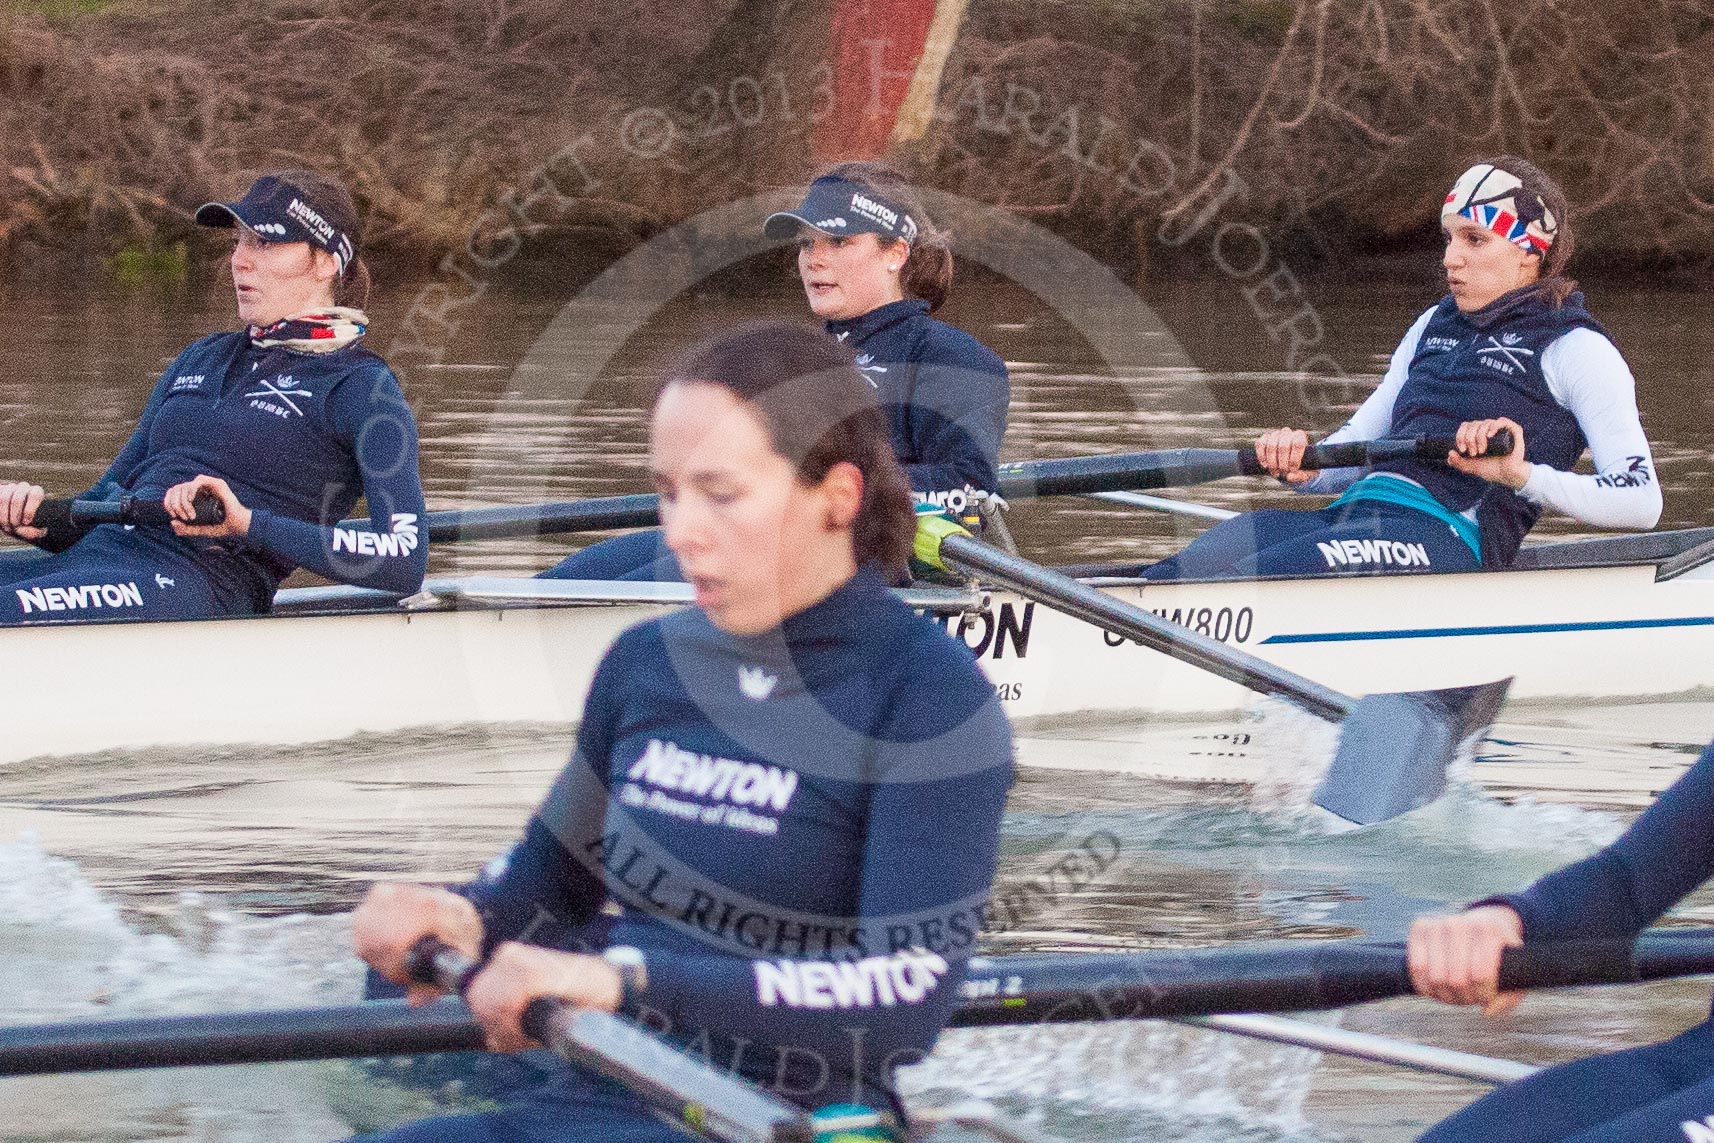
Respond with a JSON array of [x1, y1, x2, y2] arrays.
[[0, 256, 1711, 1141]]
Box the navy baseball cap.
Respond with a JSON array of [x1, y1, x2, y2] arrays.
[[764, 176, 919, 246], [196, 175, 355, 273]]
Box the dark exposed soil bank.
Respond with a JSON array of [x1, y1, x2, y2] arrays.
[[5, 0, 1714, 284]]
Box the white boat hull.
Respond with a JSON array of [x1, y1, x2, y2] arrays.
[[965, 560, 1714, 719], [3, 557, 1711, 791]]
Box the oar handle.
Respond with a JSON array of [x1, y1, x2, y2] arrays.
[[31, 492, 226, 547], [403, 938, 815, 1143], [1496, 939, 1638, 990], [994, 433, 1518, 502], [1238, 430, 1516, 475]]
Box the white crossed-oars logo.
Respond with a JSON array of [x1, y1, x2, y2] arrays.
[[1476, 335, 1535, 371], [244, 375, 313, 415]]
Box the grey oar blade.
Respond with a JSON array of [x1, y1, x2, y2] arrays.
[[1313, 677, 1514, 825], [936, 534, 1514, 828]]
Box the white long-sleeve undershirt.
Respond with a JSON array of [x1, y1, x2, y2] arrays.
[[1303, 307, 1662, 530]]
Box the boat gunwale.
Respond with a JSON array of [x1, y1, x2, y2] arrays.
[[1058, 524, 1714, 586], [0, 525, 1707, 632]]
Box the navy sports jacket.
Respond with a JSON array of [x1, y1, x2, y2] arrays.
[[469, 568, 1014, 1109], [78, 331, 427, 603]]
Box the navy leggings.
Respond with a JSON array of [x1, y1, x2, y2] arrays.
[[1423, 1018, 1714, 1142], [1140, 501, 1481, 580], [0, 525, 259, 624], [537, 529, 683, 583]]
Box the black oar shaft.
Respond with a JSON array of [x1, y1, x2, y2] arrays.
[[0, 932, 1704, 1078], [405, 940, 814, 1143], [423, 494, 661, 543], [0, 999, 482, 1076], [1000, 449, 1248, 499], [389, 432, 1516, 545], [953, 943, 1412, 1026], [939, 533, 1354, 721], [953, 934, 1661, 1028]]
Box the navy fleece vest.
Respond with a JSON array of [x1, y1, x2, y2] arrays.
[[1374, 286, 1600, 565]]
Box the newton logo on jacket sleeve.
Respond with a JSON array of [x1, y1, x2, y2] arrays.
[[331, 514, 420, 558], [754, 949, 950, 1010]]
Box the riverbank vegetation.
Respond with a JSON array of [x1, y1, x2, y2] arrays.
[[5, 0, 1714, 281]]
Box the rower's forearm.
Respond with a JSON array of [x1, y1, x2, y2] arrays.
[[469, 817, 607, 955], [249, 509, 427, 594], [1499, 740, 1714, 940], [1517, 462, 1662, 530], [904, 421, 1003, 500], [1295, 465, 1362, 495], [635, 946, 965, 1069]]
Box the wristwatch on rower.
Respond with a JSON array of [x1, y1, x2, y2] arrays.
[[603, 945, 649, 1011]]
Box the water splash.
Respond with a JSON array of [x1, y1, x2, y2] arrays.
[[0, 834, 360, 1024], [903, 1019, 1339, 1141], [0, 835, 374, 1142]]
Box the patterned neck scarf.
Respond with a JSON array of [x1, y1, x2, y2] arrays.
[[1443, 163, 1557, 256], [249, 307, 368, 353]]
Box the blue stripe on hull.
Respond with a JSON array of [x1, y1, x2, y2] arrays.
[[1261, 615, 1714, 645]]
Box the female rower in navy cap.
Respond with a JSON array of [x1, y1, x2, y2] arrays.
[[350, 322, 1013, 1142], [1139, 156, 1660, 580], [541, 161, 1008, 581], [0, 169, 426, 621]]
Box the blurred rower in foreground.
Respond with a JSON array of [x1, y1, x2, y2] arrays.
[[1410, 735, 1714, 1141], [352, 322, 1013, 1141]]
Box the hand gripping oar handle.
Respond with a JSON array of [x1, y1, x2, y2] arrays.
[[30, 492, 226, 548], [403, 938, 815, 1143], [1001, 432, 1516, 499], [953, 933, 1700, 1028], [1234, 429, 1516, 476]]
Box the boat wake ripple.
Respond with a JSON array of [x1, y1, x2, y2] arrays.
[[904, 1020, 1338, 1141]]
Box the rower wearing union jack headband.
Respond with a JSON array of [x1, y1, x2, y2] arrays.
[[1142, 156, 1661, 580], [0, 170, 426, 621]]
